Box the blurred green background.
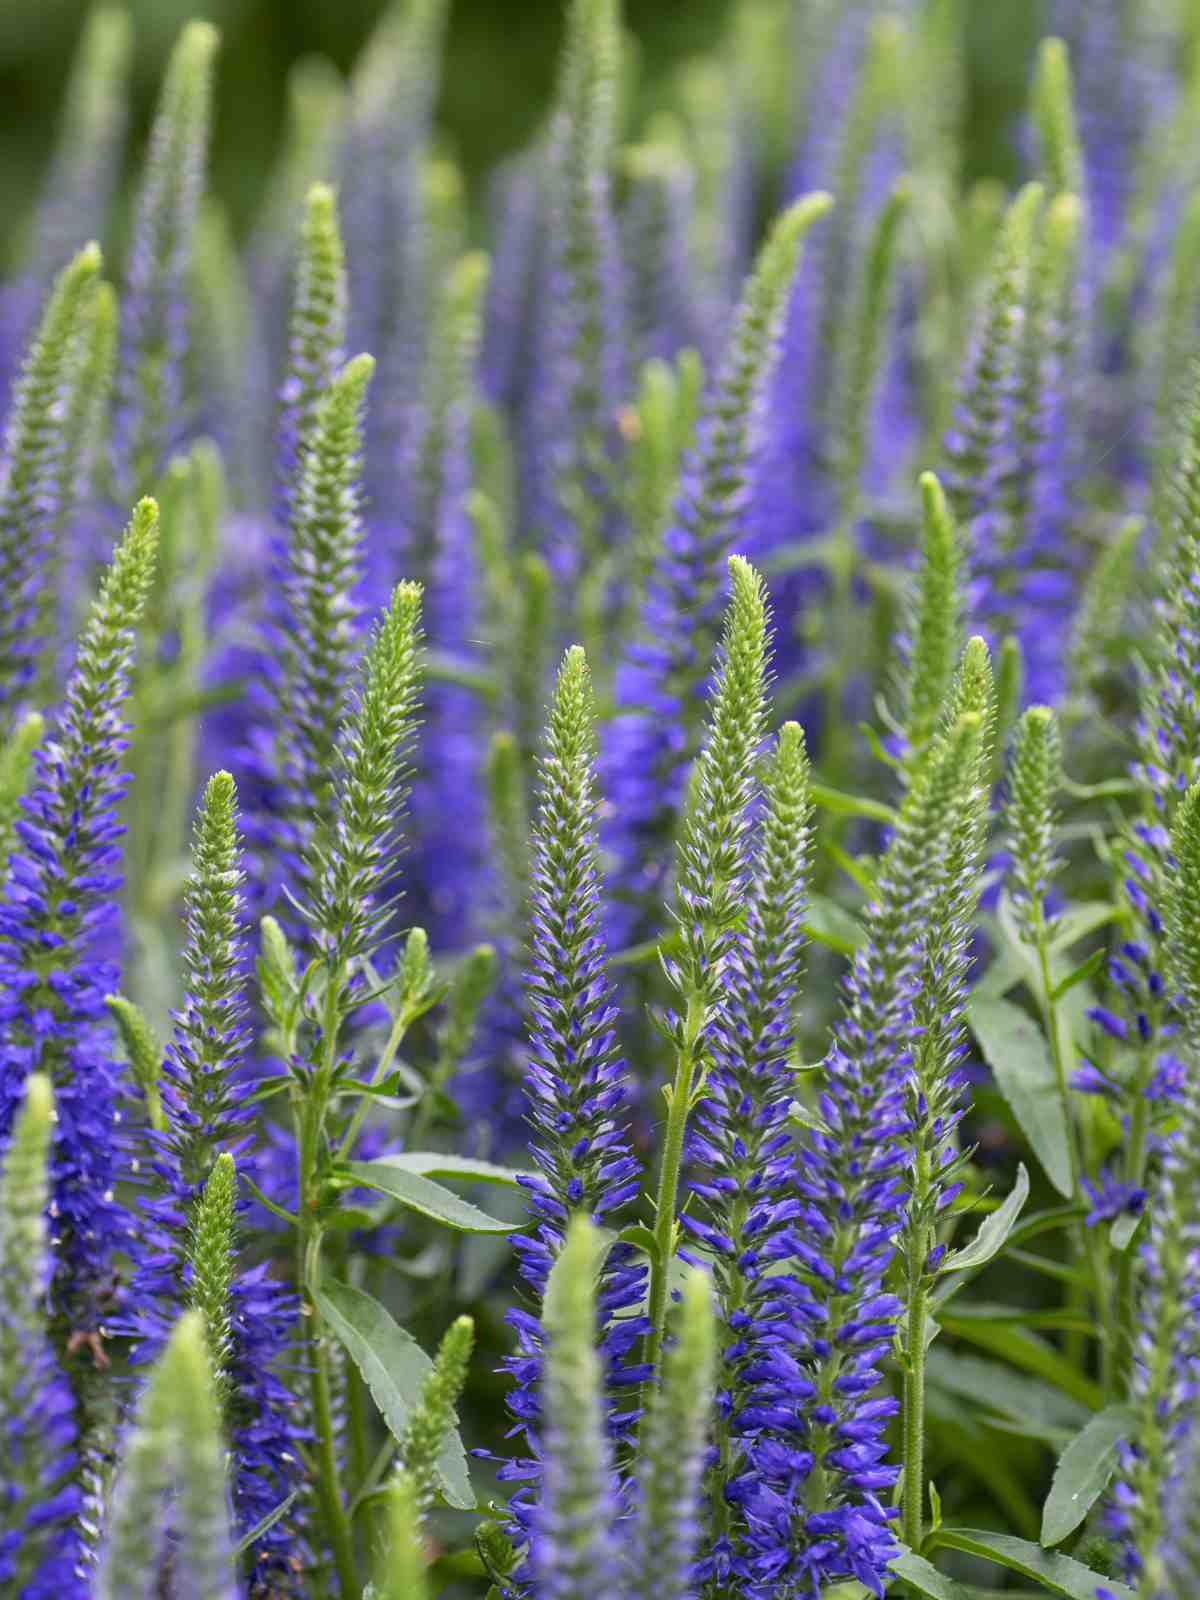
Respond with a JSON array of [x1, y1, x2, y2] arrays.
[[0, 0, 1042, 255]]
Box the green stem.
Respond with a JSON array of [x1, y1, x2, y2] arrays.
[[641, 1018, 703, 1413], [295, 969, 358, 1599], [1115, 1056, 1154, 1383], [306, 1280, 358, 1598], [820, 522, 857, 789], [1034, 926, 1114, 1391], [902, 1271, 928, 1553], [349, 1436, 396, 1521], [336, 1008, 410, 1160]]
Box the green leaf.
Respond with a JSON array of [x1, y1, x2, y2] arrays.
[[1047, 902, 1119, 955], [970, 998, 1074, 1198], [315, 1278, 474, 1510], [929, 1528, 1134, 1599], [1050, 946, 1106, 1002], [371, 1151, 532, 1188], [232, 1491, 299, 1557], [1041, 1405, 1134, 1547], [926, 1349, 1088, 1437], [617, 1223, 661, 1260], [935, 1315, 1103, 1410], [342, 1160, 520, 1233], [801, 894, 865, 955], [888, 1547, 976, 1599], [1110, 1210, 1142, 1252], [808, 781, 897, 825], [940, 1164, 1029, 1274]]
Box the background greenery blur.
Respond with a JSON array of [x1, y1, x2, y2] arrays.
[[0, 0, 1042, 266]]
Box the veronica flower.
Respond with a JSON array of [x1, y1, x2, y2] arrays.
[[630, 1266, 717, 1600], [1104, 782, 1200, 1589], [0, 243, 104, 727], [96, 1310, 236, 1600], [499, 646, 644, 1547], [241, 352, 373, 924], [1139, 1404, 1200, 1599], [621, 138, 704, 371], [274, 182, 347, 528], [2, 8, 130, 391], [524, 0, 624, 608], [749, 4, 912, 645], [409, 252, 492, 952], [526, 1217, 624, 1600], [941, 181, 1044, 668], [339, 0, 446, 534], [0, 1074, 80, 1596], [742, 641, 993, 1598], [603, 194, 829, 952], [113, 20, 218, 498], [684, 719, 812, 1589], [1076, 376, 1200, 1267], [896, 709, 991, 1551], [1049, 0, 1178, 258], [119, 771, 302, 1583], [0, 497, 158, 1577], [480, 148, 546, 417]]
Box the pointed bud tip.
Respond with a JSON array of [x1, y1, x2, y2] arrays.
[[775, 190, 834, 246], [74, 240, 103, 276], [306, 180, 338, 214], [1047, 191, 1083, 228], [341, 351, 376, 388], [179, 19, 221, 59]]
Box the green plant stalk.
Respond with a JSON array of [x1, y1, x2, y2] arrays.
[[1031, 928, 1113, 1390], [642, 995, 706, 1394], [902, 1273, 929, 1553], [295, 970, 358, 1600], [336, 1005, 412, 1160], [1115, 1049, 1155, 1384], [901, 1119, 933, 1553]]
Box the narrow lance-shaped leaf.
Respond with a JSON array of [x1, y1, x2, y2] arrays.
[[315, 1277, 474, 1510]]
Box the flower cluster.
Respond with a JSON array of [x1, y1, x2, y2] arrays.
[[3, 4, 1200, 1598]]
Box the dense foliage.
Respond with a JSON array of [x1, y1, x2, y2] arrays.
[[3, 2, 1200, 1597]]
